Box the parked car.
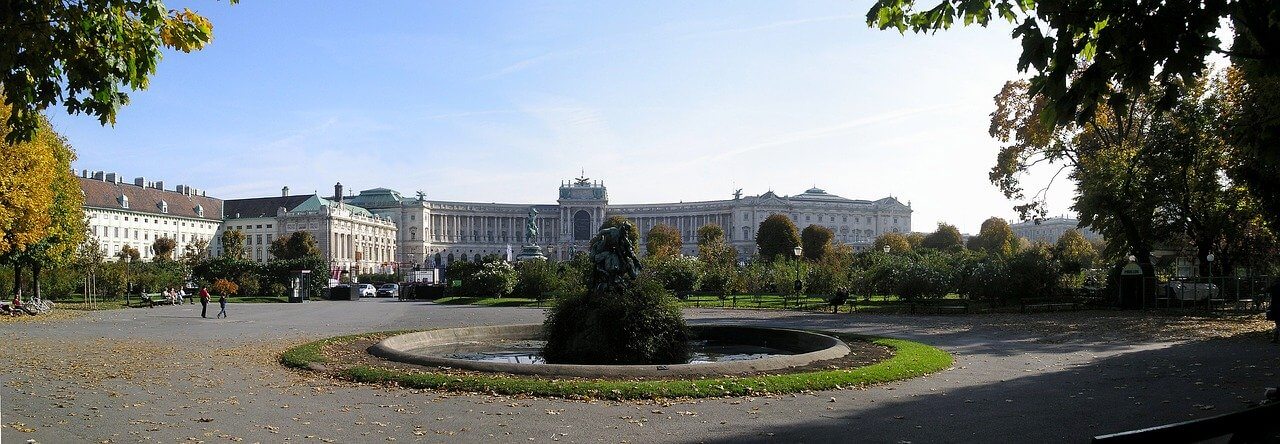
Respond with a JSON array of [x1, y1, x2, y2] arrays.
[[376, 283, 399, 298], [357, 283, 377, 298]]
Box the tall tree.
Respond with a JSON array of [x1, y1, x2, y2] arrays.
[[696, 224, 735, 267], [968, 217, 1020, 257], [920, 223, 964, 250], [645, 224, 682, 258], [0, 99, 57, 259], [152, 237, 177, 262], [269, 231, 321, 261], [1055, 229, 1099, 275], [755, 214, 800, 261], [220, 229, 246, 260], [872, 232, 911, 253], [799, 225, 834, 260], [1, 1, 232, 142], [117, 245, 140, 263]]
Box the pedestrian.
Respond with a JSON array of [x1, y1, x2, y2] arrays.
[[175, 287, 185, 305], [217, 292, 228, 318], [200, 287, 210, 318]]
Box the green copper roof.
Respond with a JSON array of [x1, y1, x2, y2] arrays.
[[290, 194, 376, 218]]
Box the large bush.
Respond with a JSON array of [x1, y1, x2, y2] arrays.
[[542, 278, 689, 364], [513, 259, 561, 301], [645, 255, 702, 295], [470, 261, 517, 297], [891, 254, 953, 300]]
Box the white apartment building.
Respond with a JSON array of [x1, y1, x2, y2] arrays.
[[78, 171, 223, 261], [1010, 216, 1104, 244]]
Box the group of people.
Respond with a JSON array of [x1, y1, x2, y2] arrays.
[[159, 287, 186, 305], [147, 286, 227, 319]]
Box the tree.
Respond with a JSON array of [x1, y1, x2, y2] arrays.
[[269, 231, 321, 261], [696, 224, 736, 267], [1055, 229, 1099, 275], [5, 120, 85, 301], [866, 0, 1279, 128], [921, 223, 964, 250], [152, 237, 176, 262], [645, 224, 682, 258], [1, 1, 231, 143], [755, 214, 800, 261], [220, 229, 246, 260], [600, 215, 638, 246], [0, 100, 58, 260], [968, 217, 1020, 257], [210, 278, 238, 296], [872, 232, 911, 253], [117, 245, 140, 263], [182, 238, 210, 266], [905, 232, 926, 250], [799, 225, 834, 260], [867, 0, 1280, 233]]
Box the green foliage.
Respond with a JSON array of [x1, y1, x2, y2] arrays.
[[755, 214, 800, 261], [1, 0, 231, 143], [696, 224, 736, 267], [471, 261, 517, 297], [116, 245, 140, 262], [1055, 229, 1098, 274], [644, 255, 703, 295], [807, 244, 854, 295], [800, 225, 833, 260], [513, 259, 562, 301], [968, 217, 1020, 257], [542, 278, 689, 365], [269, 231, 321, 260], [220, 229, 246, 260], [872, 232, 911, 253], [890, 253, 954, 301], [645, 224, 682, 258], [920, 223, 964, 251]]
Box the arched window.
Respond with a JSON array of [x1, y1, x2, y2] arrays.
[[446, 253, 454, 264], [460, 253, 469, 262], [434, 253, 442, 266], [119, 195, 129, 208], [410, 227, 418, 240], [742, 226, 750, 240], [573, 210, 592, 241]]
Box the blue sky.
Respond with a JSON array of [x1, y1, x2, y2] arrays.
[[50, 0, 1076, 233]]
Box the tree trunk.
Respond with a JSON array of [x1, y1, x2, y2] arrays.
[[13, 263, 23, 300], [32, 261, 42, 301]]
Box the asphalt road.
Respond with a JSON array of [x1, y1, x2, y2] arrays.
[[1, 298, 1276, 443]]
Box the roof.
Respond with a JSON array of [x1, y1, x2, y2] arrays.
[[79, 177, 223, 220], [290, 194, 376, 218], [223, 195, 313, 219], [346, 188, 404, 209], [789, 187, 863, 203]]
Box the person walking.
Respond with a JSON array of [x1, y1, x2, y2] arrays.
[[200, 287, 210, 318], [216, 293, 228, 319]]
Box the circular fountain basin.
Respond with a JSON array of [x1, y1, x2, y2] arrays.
[[370, 324, 851, 378]]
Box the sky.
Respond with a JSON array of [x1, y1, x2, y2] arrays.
[[49, 0, 1079, 235]]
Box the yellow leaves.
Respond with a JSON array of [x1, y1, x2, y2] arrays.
[[0, 104, 59, 258], [160, 9, 215, 53]]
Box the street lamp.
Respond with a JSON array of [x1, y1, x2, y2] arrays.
[[792, 246, 803, 295], [883, 245, 891, 253], [1206, 253, 1215, 278]]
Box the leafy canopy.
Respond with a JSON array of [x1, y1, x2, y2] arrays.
[[755, 214, 800, 261], [1, 0, 234, 143], [645, 224, 682, 258]]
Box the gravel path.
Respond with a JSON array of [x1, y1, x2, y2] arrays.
[[1, 299, 1276, 443]]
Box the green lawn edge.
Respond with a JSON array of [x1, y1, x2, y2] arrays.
[[280, 330, 952, 400]]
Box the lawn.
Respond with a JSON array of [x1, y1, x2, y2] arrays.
[[428, 293, 974, 313]]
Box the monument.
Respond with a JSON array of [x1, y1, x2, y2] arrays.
[[515, 206, 547, 261]]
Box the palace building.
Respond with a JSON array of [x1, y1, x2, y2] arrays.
[[77, 171, 223, 261], [345, 175, 913, 267]]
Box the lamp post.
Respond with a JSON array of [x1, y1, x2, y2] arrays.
[[883, 245, 891, 253], [1206, 253, 1215, 279], [792, 246, 803, 296]]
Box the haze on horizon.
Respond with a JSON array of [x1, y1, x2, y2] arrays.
[[50, 1, 1078, 235]]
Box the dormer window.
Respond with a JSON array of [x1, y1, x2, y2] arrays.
[[158, 200, 169, 213], [195, 204, 204, 217], [119, 195, 129, 209]]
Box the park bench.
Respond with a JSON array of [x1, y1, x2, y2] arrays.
[[1092, 391, 1280, 443], [908, 300, 969, 314], [137, 293, 177, 307]]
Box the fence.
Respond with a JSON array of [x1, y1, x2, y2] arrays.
[[1123, 275, 1274, 312]]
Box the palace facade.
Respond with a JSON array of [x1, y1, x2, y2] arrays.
[[346, 175, 913, 267]]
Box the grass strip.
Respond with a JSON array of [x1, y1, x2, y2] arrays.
[[282, 331, 951, 400], [279, 330, 413, 369]]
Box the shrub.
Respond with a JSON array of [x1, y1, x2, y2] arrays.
[[513, 259, 560, 301], [542, 278, 689, 364], [645, 255, 703, 295], [211, 278, 238, 296], [470, 261, 517, 297], [891, 254, 953, 301]]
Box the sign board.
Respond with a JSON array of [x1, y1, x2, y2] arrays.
[[451, 280, 462, 288], [1121, 263, 1143, 276]]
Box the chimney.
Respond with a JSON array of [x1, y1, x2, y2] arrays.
[[334, 182, 344, 203], [81, 169, 88, 178], [282, 186, 290, 197], [153, 181, 163, 190], [92, 171, 105, 181]]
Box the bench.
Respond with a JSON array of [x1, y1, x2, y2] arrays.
[[908, 301, 969, 314], [138, 293, 178, 307], [1020, 298, 1078, 313]]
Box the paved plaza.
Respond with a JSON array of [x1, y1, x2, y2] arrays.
[[1, 300, 1276, 443]]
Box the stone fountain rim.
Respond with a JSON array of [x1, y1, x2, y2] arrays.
[[369, 324, 852, 378]]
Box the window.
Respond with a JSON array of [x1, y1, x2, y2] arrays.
[[805, 215, 811, 222], [266, 224, 273, 229], [159, 201, 168, 213], [119, 195, 129, 208], [256, 225, 262, 229], [742, 227, 750, 240], [195, 205, 204, 217]]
